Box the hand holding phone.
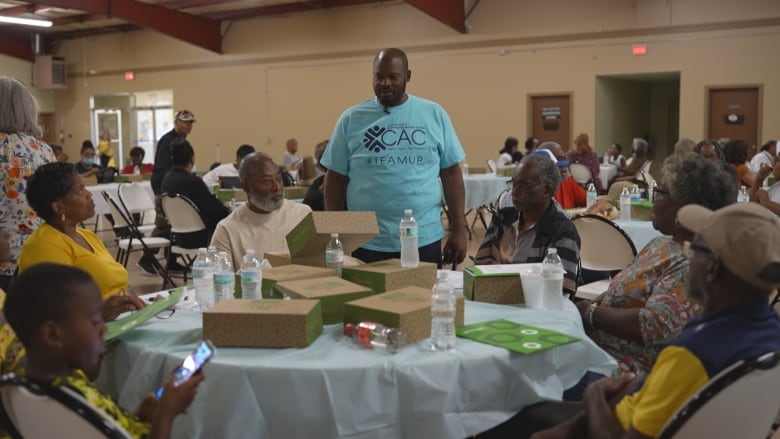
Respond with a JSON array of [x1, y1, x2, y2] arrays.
[[155, 340, 215, 399]]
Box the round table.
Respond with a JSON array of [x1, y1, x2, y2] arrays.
[[599, 164, 617, 190], [463, 174, 509, 209]]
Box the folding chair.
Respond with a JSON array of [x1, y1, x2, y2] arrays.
[[0, 374, 132, 439], [658, 350, 780, 439], [569, 163, 593, 187], [101, 191, 176, 288], [117, 182, 156, 237], [160, 193, 210, 284], [572, 214, 637, 300]]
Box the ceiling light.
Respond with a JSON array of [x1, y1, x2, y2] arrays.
[[0, 15, 53, 28]]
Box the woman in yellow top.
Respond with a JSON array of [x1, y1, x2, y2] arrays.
[[19, 162, 129, 298]]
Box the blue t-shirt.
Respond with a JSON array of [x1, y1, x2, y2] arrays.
[[322, 95, 465, 252]]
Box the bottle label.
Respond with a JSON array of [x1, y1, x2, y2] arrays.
[[401, 227, 418, 238], [192, 267, 206, 278], [213, 273, 233, 286], [325, 251, 344, 263], [240, 270, 258, 282]]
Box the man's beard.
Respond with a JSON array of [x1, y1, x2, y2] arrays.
[[249, 193, 283, 212]]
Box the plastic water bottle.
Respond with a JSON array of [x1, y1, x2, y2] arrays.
[[648, 180, 657, 202], [430, 271, 456, 351], [630, 184, 641, 201], [213, 251, 235, 303], [738, 185, 749, 203], [240, 249, 262, 299], [541, 248, 564, 311], [325, 233, 344, 277], [399, 209, 419, 268], [344, 322, 405, 353], [207, 246, 219, 270], [586, 183, 597, 208], [192, 248, 214, 311], [620, 187, 632, 221]]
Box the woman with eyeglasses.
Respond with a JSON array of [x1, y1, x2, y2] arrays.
[[576, 153, 736, 376]]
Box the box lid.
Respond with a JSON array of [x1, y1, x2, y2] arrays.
[[345, 286, 431, 313], [275, 276, 373, 298], [286, 211, 378, 258], [204, 298, 319, 315], [464, 263, 540, 278], [263, 264, 334, 282], [344, 258, 435, 274]]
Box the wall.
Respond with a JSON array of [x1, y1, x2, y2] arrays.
[[42, 0, 780, 169], [0, 54, 55, 113]]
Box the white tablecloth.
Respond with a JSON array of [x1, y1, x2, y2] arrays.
[[599, 164, 617, 190], [97, 296, 615, 439], [463, 174, 509, 209], [87, 181, 154, 216], [612, 220, 663, 251]]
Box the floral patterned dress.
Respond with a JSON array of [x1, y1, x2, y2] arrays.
[[0, 132, 55, 277], [590, 236, 700, 375]]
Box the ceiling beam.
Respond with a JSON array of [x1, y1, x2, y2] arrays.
[[203, 0, 381, 21], [32, 0, 222, 53], [0, 31, 33, 61], [406, 0, 466, 33], [0, 4, 36, 16]]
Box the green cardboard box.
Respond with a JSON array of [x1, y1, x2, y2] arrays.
[[341, 259, 437, 294], [463, 264, 528, 304], [275, 276, 374, 324], [343, 286, 465, 344], [261, 264, 335, 298], [283, 186, 308, 200], [203, 299, 323, 348]]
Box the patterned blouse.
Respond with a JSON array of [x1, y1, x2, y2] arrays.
[[590, 236, 700, 375], [0, 290, 24, 376], [52, 369, 151, 438], [0, 132, 55, 277]]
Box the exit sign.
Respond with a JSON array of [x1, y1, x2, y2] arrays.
[[632, 44, 647, 56]]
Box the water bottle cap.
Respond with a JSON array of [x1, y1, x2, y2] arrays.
[[218, 251, 227, 256], [547, 247, 558, 254], [404, 209, 412, 215], [198, 247, 207, 252], [246, 249, 255, 254], [343, 323, 355, 336], [331, 233, 338, 238]]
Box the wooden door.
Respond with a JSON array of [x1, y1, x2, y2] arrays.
[[38, 112, 56, 144], [530, 94, 571, 151], [708, 87, 760, 149]]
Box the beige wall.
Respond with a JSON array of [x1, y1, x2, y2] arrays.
[[16, 0, 780, 169], [0, 54, 55, 113]]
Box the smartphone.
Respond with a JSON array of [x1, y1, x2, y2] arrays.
[[155, 339, 215, 398]]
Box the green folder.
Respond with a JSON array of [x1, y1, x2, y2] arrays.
[[105, 288, 184, 341], [456, 319, 580, 354]]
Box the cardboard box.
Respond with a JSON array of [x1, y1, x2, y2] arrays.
[[283, 186, 308, 200], [115, 174, 143, 183], [203, 299, 323, 348], [343, 286, 465, 344], [275, 276, 374, 324], [261, 264, 335, 298], [466, 166, 488, 174], [266, 211, 378, 267], [496, 166, 515, 177], [463, 264, 531, 304], [341, 259, 437, 294]]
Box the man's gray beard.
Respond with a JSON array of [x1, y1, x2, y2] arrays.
[[249, 194, 283, 212]]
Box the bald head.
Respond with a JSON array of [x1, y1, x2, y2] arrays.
[[373, 48, 411, 107], [538, 141, 565, 161]]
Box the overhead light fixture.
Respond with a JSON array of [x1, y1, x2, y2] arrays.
[[0, 15, 53, 28]]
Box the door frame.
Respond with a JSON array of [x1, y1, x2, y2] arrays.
[[704, 84, 763, 144], [527, 92, 573, 147]]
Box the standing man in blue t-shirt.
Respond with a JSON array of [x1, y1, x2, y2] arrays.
[[321, 48, 467, 266]]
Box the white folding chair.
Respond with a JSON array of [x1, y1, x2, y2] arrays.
[[568, 163, 593, 186], [160, 193, 210, 283], [572, 214, 637, 300], [117, 182, 156, 237], [0, 373, 132, 439], [658, 351, 780, 439], [487, 159, 497, 173]]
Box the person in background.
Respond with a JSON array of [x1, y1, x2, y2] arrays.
[[750, 139, 776, 171], [525, 136, 541, 156], [211, 152, 311, 267], [475, 153, 580, 297], [533, 145, 587, 210], [694, 138, 739, 186], [321, 47, 467, 266], [75, 141, 101, 178], [201, 144, 255, 187], [303, 140, 330, 211], [497, 137, 520, 167], [723, 139, 756, 188], [120, 146, 154, 175], [0, 76, 56, 289], [576, 153, 736, 376], [97, 129, 117, 169], [485, 202, 780, 439], [281, 138, 302, 169], [750, 154, 780, 215], [5, 263, 200, 439], [604, 142, 626, 170], [151, 110, 195, 195], [614, 138, 649, 183], [673, 137, 696, 155], [568, 133, 601, 192], [49, 144, 69, 163]]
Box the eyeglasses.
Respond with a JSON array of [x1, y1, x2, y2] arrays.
[[154, 307, 176, 320], [653, 187, 671, 202], [507, 180, 545, 193], [682, 241, 714, 259]]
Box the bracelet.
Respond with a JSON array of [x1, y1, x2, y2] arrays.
[[586, 302, 598, 330]]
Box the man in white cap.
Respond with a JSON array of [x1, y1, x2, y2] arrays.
[[484, 203, 780, 439]]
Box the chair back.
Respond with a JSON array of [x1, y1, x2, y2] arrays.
[[569, 163, 593, 185], [101, 191, 133, 231], [0, 374, 131, 439], [572, 214, 636, 271], [161, 194, 207, 234], [658, 351, 780, 439], [118, 182, 155, 214], [606, 181, 636, 201]]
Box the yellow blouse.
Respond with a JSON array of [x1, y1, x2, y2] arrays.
[[18, 223, 129, 298]]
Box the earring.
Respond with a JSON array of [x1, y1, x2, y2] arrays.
[[61, 213, 66, 222]]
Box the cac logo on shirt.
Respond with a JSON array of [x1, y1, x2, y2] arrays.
[[362, 125, 426, 153]]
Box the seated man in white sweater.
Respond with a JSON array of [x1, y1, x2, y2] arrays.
[[211, 152, 311, 267], [201, 144, 255, 188]]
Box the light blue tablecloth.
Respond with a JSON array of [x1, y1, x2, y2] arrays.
[[463, 174, 509, 209], [97, 298, 615, 439]]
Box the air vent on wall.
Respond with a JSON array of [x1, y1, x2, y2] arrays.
[[34, 55, 66, 89]]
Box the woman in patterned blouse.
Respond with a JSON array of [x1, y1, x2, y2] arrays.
[[0, 77, 56, 289], [576, 153, 737, 375]]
